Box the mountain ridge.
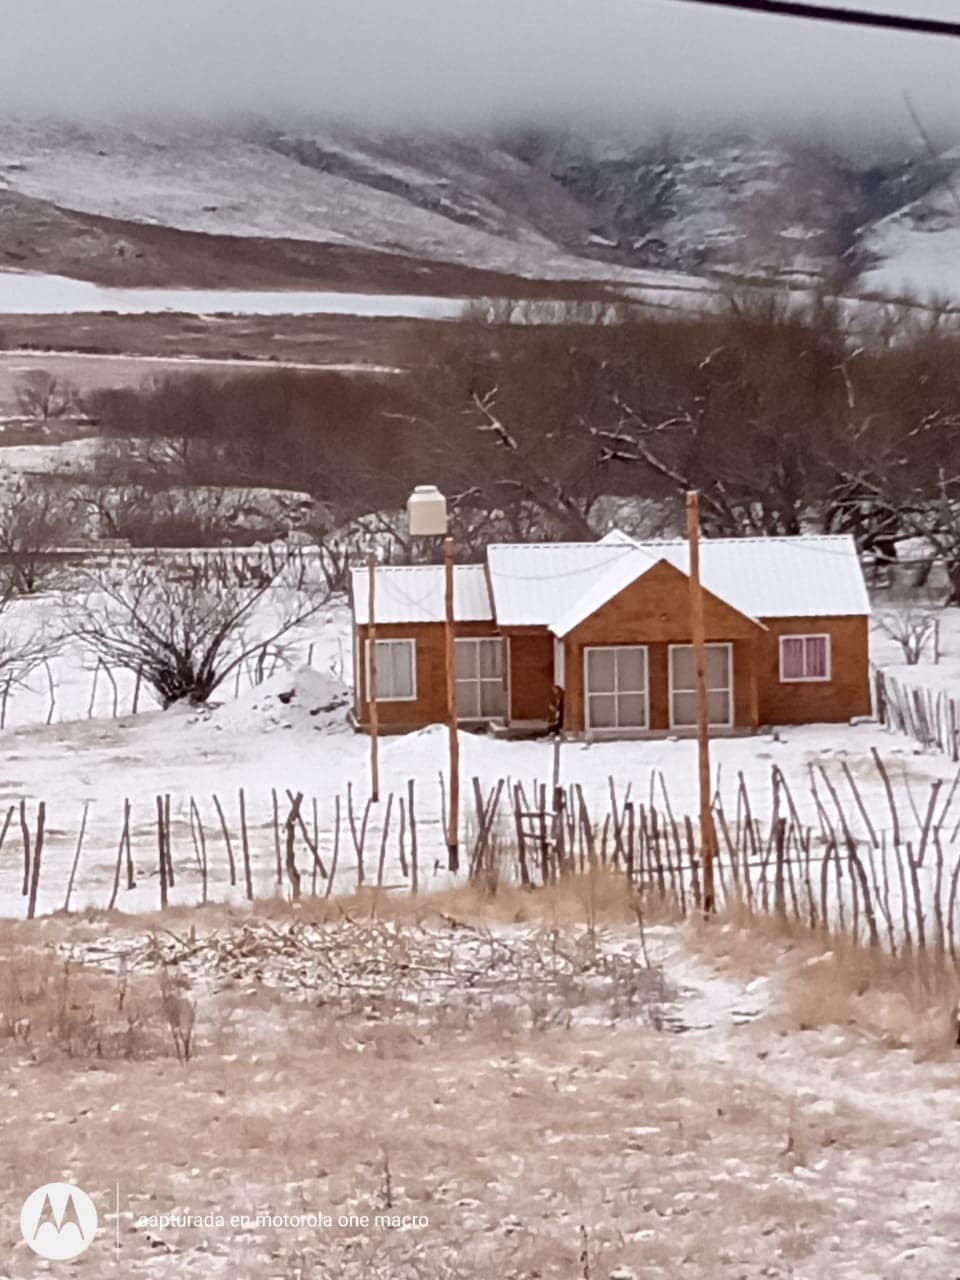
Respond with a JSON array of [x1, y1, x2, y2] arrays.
[[1, 117, 958, 303]]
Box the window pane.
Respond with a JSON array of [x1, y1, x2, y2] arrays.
[[456, 679, 480, 719], [705, 645, 730, 689], [370, 641, 387, 697], [618, 693, 646, 727], [671, 646, 695, 691], [587, 649, 616, 693], [616, 648, 646, 692], [478, 639, 503, 678], [479, 679, 505, 717], [672, 690, 697, 727], [781, 637, 804, 680], [391, 642, 414, 698], [707, 691, 731, 725], [455, 640, 476, 680], [805, 636, 829, 679], [588, 693, 616, 728]]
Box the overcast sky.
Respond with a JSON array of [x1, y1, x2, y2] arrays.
[[1, 0, 958, 141]]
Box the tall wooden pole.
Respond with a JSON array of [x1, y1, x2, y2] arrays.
[[686, 491, 716, 914], [444, 534, 460, 870], [367, 553, 380, 803]]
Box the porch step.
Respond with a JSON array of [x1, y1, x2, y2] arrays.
[[490, 719, 552, 740]]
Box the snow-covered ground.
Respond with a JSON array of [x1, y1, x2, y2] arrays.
[[0, 271, 465, 318]]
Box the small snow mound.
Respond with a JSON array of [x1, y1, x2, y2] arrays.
[[209, 667, 351, 734]]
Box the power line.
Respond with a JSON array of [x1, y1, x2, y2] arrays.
[[671, 0, 960, 38]]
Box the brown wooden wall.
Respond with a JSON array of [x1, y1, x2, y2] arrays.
[[561, 561, 760, 733], [756, 615, 871, 724], [355, 621, 499, 730], [504, 629, 555, 722]]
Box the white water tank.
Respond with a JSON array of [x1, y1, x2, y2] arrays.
[[406, 485, 448, 537]]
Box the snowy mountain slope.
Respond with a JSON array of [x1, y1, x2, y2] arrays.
[[1, 117, 957, 300], [0, 120, 645, 287], [859, 151, 960, 302]]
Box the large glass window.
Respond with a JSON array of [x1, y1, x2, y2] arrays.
[[584, 646, 648, 730], [366, 638, 416, 701], [455, 637, 505, 719], [670, 643, 733, 727]]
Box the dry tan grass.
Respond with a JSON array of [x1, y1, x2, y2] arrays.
[[685, 905, 960, 1060], [3, 897, 960, 1276], [0, 935, 187, 1062]]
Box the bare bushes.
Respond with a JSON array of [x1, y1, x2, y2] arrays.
[[69, 556, 328, 707], [0, 482, 81, 595], [876, 600, 942, 665]]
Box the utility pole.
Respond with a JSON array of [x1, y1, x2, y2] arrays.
[[367, 552, 380, 803], [444, 534, 460, 870], [686, 491, 716, 914]]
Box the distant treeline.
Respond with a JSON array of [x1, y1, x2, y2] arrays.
[[85, 296, 960, 599]]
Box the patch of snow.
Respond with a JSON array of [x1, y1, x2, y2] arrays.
[[0, 271, 465, 319], [205, 666, 352, 735]]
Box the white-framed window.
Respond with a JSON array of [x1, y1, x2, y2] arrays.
[[584, 645, 648, 730], [669, 643, 734, 728], [779, 634, 831, 682], [366, 638, 417, 701], [455, 637, 505, 719]]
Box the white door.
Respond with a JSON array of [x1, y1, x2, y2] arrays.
[[584, 646, 648, 730], [669, 643, 733, 728]]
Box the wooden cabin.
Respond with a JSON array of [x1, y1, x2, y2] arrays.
[[349, 531, 871, 737]]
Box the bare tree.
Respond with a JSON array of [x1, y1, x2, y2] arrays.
[[69, 557, 329, 707], [0, 598, 60, 697], [15, 371, 79, 423], [0, 484, 81, 595], [876, 602, 942, 665]]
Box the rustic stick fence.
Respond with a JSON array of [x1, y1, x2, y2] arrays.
[[874, 667, 960, 762], [8, 751, 960, 969]]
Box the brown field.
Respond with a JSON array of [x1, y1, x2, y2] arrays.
[[0, 311, 435, 374], [2, 888, 959, 1279], [0, 313, 433, 413]]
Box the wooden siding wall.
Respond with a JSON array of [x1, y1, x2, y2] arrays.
[[504, 630, 556, 722], [756, 615, 871, 724], [355, 621, 499, 730], [561, 561, 758, 733]]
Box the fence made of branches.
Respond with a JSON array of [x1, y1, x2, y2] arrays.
[[874, 667, 960, 762], [7, 750, 960, 971]]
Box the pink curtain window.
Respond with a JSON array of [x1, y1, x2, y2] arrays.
[[781, 635, 829, 680], [781, 637, 805, 679], [804, 636, 829, 679]]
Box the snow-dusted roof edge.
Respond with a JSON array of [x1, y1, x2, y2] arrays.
[[350, 563, 492, 625]]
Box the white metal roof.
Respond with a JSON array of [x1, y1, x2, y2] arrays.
[[490, 533, 869, 632], [486, 542, 642, 628], [351, 563, 492, 625], [642, 534, 870, 622], [549, 547, 681, 638], [354, 535, 869, 631]]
